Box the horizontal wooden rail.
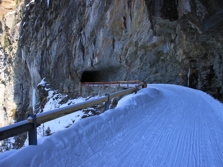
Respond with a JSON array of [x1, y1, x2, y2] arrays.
[[35, 96, 108, 124], [110, 87, 138, 99], [81, 80, 142, 87], [0, 120, 33, 141], [0, 83, 144, 143], [82, 80, 141, 84]]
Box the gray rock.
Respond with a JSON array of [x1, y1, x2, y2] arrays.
[[1, 0, 223, 129]]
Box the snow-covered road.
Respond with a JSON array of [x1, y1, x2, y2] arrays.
[[1, 84, 223, 167]]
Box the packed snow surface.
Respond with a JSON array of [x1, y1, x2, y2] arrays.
[[1, 84, 223, 166]]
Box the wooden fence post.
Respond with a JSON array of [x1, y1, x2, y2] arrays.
[[28, 114, 37, 145], [105, 94, 110, 110]]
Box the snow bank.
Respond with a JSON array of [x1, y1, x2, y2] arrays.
[[1, 85, 223, 166], [0, 88, 158, 166]]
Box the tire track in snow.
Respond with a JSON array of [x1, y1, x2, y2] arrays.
[[155, 92, 190, 166], [108, 87, 188, 166], [78, 89, 163, 166], [128, 90, 180, 166], [49, 85, 223, 166], [140, 85, 223, 167], [200, 102, 223, 166], [117, 86, 191, 166]]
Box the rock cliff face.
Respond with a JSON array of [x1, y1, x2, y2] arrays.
[[0, 0, 17, 17], [1, 0, 223, 125], [0, 0, 24, 127]]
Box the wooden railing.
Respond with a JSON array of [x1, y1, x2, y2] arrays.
[[0, 82, 145, 145], [81, 80, 142, 87]]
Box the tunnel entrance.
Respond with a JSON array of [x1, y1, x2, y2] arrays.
[[80, 71, 101, 82], [79, 68, 140, 97], [80, 67, 122, 83]]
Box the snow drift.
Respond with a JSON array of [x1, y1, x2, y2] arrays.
[[1, 84, 223, 167]]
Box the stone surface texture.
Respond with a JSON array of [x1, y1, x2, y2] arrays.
[[0, 0, 223, 128], [0, 0, 23, 127]]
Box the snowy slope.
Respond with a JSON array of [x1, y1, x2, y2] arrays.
[[1, 84, 223, 167]]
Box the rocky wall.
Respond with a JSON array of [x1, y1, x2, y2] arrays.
[[0, 0, 31, 128], [1, 0, 223, 124]]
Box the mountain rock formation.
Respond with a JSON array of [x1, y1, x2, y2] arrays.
[[0, 0, 23, 127], [1, 0, 223, 128]]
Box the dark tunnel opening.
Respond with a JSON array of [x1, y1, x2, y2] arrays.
[[80, 67, 123, 83], [80, 71, 101, 82]]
